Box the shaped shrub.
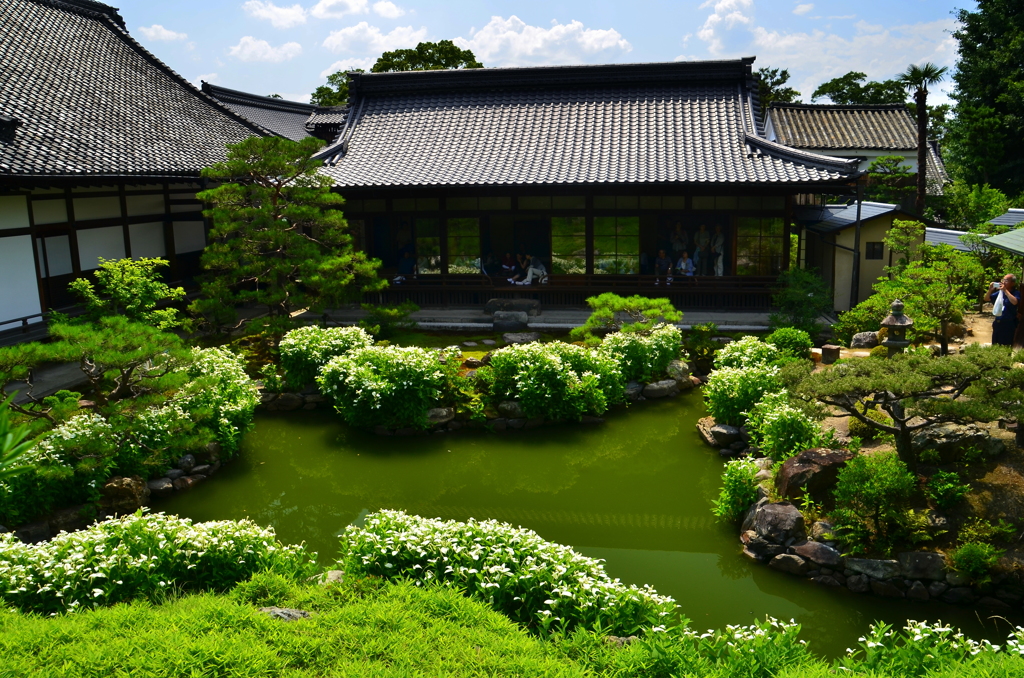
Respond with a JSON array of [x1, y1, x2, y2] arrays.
[[319, 345, 460, 429], [279, 325, 374, 388], [745, 391, 820, 461], [598, 325, 682, 383], [765, 327, 813, 360], [0, 511, 314, 614], [713, 336, 780, 370], [703, 366, 782, 427], [178, 347, 261, 456], [337, 509, 675, 636], [482, 342, 623, 421]]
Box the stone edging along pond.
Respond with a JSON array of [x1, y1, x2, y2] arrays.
[[698, 421, 1023, 613]]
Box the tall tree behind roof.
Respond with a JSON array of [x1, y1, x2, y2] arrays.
[[811, 71, 906, 105], [901, 62, 948, 215], [371, 40, 483, 73], [755, 67, 800, 108]]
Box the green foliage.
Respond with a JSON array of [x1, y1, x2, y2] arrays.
[[0, 511, 314, 614], [842, 620, 1011, 677], [866, 155, 914, 204], [67, 257, 185, 329], [682, 321, 720, 372], [883, 218, 925, 272], [948, 542, 1002, 583], [371, 39, 483, 72], [318, 345, 462, 430], [193, 136, 384, 329], [337, 510, 676, 636], [176, 347, 261, 457], [713, 336, 780, 370], [868, 344, 889, 359], [847, 404, 893, 439], [811, 71, 907, 105], [833, 296, 891, 346], [745, 391, 820, 461], [597, 325, 681, 383], [703, 365, 782, 427], [278, 325, 374, 388], [481, 342, 624, 421], [830, 452, 918, 554], [570, 293, 682, 346], [358, 300, 420, 340], [959, 517, 1015, 545], [310, 68, 362, 107], [900, 62, 948, 213], [932, 179, 1010, 230], [0, 395, 39, 481], [926, 470, 971, 509], [712, 458, 760, 522], [765, 327, 812, 360], [756, 66, 800, 107], [768, 268, 833, 337]]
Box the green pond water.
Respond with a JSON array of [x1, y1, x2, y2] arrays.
[[158, 392, 1021, 656]]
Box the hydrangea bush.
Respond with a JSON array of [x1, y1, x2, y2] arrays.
[[337, 510, 675, 636], [598, 325, 682, 383], [712, 336, 781, 370], [481, 342, 624, 421], [703, 366, 783, 427], [278, 325, 374, 388], [318, 345, 461, 429], [178, 347, 261, 456], [744, 391, 820, 461], [0, 511, 315, 615]]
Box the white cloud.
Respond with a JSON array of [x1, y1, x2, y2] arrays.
[[310, 0, 368, 19], [793, 4, 814, 16], [319, 57, 376, 78], [827, 15, 856, 20], [454, 16, 632, 66], [278, 92, 314, 103], [194, 72, 218, 86], [322, 22, 427, 53], [696, 0, 754, 55], [243, 1, 307, 29], [138, 24, 188, 41], [372, 1, 405, 19], [228, 36, 302, 62]]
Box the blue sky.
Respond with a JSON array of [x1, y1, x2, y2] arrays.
[[121, 0, 970, 105]]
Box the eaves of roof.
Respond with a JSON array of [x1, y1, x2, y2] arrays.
[[990, 209, 1024, 227], [984, 228, 1024, 257]]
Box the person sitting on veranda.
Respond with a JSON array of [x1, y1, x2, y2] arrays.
[[654, 249, 673, 285], [514, 253, 547, 285], [501, 252, 516, 277], [393, 251, 417, 284], [989, 274, 1020, 346], [675, 250, 694, 277]]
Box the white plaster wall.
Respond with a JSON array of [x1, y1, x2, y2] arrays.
[[129, 222, 166, 259], [0, 235, 42, 324], [77, 226, 125, 270], [173, 222, 206, 253], [0, 195, 30, 230], [42, 235, 74, 276], [73, 196, 121, 221], [31, 199, 68, 225]]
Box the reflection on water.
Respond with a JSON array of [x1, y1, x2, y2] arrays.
[[157, 393, 1023, 656]]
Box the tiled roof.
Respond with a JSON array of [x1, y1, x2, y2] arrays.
[[990, 209, 1024, 227], [925, 227, 974, 252], [0, 0, 268, 178], [795, 201, 902, 234], [202, 83, 315, 142], [766, 103, 949, 194], [317, 60, 859, 188]]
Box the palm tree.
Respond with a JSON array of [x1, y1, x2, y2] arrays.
[[900, 62, 949, 215]]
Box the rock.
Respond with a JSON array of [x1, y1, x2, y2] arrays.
[[447, 420, 464, 431], [502, 332, 541, 345], [507, 418, 526, 430], [581, 416, 605, 425], [100, 476, 150, 514], [941, 587, 977, 605], [946, 571, 971, 587], [847, 574, 870, 593], [906, 581, 930, 601], [625, 381, 644, 403], [927, 581, 948, 598], [913, 423, 1007, 462], [741, 498, 769, 534], [205, 442, 223, 462], [14, 520, 51, 544], [750, 502, 806, 545], [304, 394, 326, 404], [482, 339, 496, 346], [493, 311, 529, 332], [177, 454, 197, 473], [489, 418, 507, 432], [740, 530, 786, 560], [643, 380, 679, 399], [769, 554, 809, 576], [268, 392, 304, 412], [172, 476, 200, 491], [319, 570, 344, 585], [775, 448, 854, 503], [484, 298, 541, 317], [847, 558, 901, 581], [667, 360, 691, 382], [810, 521, 835, 541], [676, 375, 694, 391], [47, 505, 90, 534], [147, 477, 174, 497], [791, 541, 843, 568], [464, 370, 478, 380], [977, 596, 1011, 610], [463, 357, 484, 369], [0, 525, 8, 534], [697, 416, 720, 447], [870, 580, 905, 598], [710, 424, 742, 446], [208, 461, 222, 475], [690, 375, 702, 387], [995, 588, 1023, 604], [303, 402, 317, 410], [899, 552, 946, 581], [191, 464, 212, 476], [820, 344, 841, 365], [605, 635, 638, 648], [498, 400, 525, 418], [479, 353, 493, 366], [754, 469, 773, 482], [811, 575, 842, 587], [463, 341, 479, 347], [259, 607, 311, 622], [720, 449, 735, 458], [166, 468, 185, 480], [850, 332, 879, 349], [427, 407, 455, 426], [260, 393, 278, 406]]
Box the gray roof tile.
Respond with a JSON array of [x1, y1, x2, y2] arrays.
[[990, 209, 1024, 227], [202, 83, 314, 142]]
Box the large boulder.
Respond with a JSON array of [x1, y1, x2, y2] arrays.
[[911, 423, 1005, 462], [775, 448, 854, 504], [697, 416, 718, 447], [791, 541, 842, 568], [710, 424, 742, 447], [667, 360, 691, 382], [642, 380, 679, 399], [502, 332, 541, 345], [740, 530, 786, 561], [899, 552, 947, 581], [48, 505, 90, 535], [99, 476, 150, 515], [484, 298, 541, 316], [625, 381, 644, 403], [147, 478, 174, 498], [427, 407, 455, 426], [267, 392, 304, 412], [747, 501, 806, 545], [493, 311, 529, 332], [850, 332, 879, 349], [846, 558, 901, 580], [769, 554, 809, 576], [498, 400, 524, 418]]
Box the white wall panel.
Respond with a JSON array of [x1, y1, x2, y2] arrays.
[[0, 235, 42, 323], [173, 221, 206, 253], [129, 222, 166, 259], [126, 194, 166, 217], [43, 235, 73, 276], [0, 196, 30, 230], [73, 196, 121, 221], [31, 199, 68, 225], [77, 226, 125, 270]]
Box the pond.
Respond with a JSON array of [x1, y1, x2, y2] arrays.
[[158, 392, 1021, 656]]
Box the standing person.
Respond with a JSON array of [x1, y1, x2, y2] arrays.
[[671, 222, 687, 257], [711, 224, 725, 276], [654, 249, 673, 285], [694, 224, 711, 276], [989, 274, 1020, 346]]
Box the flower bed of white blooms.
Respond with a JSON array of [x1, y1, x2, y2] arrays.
[[597, 325, 682, 384], [279, 325, 374, 388], [337, 509, 676, 636], [0, 512, 314, 615], [179, 346, 262, 455]]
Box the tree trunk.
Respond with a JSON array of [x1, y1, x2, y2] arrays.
[[939, 319, 949, 356], [895, 426, 916, 471], [915, 89, 928, 216]]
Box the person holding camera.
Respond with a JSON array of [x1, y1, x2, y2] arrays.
[[989, 274, 1020, 346]]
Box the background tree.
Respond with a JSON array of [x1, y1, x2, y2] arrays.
[[865, 155, 915, 205], [811, 71, 906, 105], [931, 180, 1009, 231], [755, 67, 800, 108], [881, 219, 926, 273], [768, 267, 833, 336], [947, 0, 1024, 198], [900, 62, 948, 215], [68, 257, 184, 329], [310, 70, 363, 107], [371, 40, 483, 72], [193, 136, 384, 333], [570, 293, 681, 346]]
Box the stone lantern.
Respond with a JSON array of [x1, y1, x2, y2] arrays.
[[880, 299, 913, 357]]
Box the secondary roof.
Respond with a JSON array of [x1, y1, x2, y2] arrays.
[[795, 201, 909, 234], [317, 59, 860, 189], [0, 0, 267, 179], [202, 83, 315, 142]]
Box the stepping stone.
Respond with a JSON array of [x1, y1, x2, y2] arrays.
[[482, 339, 497, 345], [463, 341, 478, 347]]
